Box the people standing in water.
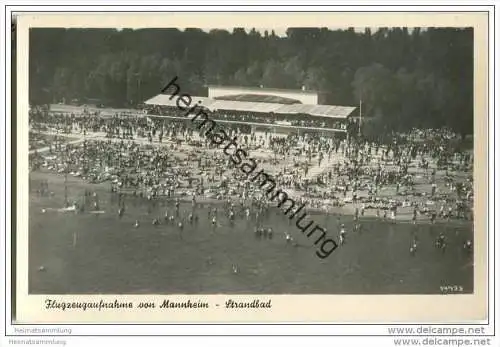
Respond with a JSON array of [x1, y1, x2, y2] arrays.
[[339, 224, 346, 245]]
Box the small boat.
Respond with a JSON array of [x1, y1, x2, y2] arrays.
[[57, 205, 77, 212], [89, 210, 106, 214]]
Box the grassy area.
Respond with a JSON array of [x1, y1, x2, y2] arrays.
[[29, 171, 473, 294]]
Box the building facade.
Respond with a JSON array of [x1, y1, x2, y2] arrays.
[[207, 85, 319, 105]]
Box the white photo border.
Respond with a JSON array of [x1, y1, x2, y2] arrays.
[[1, 2, 497, 342]]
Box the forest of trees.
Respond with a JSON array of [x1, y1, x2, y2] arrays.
[[29, 27, 473, 136]]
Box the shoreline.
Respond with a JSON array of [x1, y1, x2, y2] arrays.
[[29, 170, 473, 228]]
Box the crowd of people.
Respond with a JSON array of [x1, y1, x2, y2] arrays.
[[144, 104, 348, 130], [29, 104, 474, 259]]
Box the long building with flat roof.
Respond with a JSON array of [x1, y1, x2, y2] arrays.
[[144, 94, 356, 120]]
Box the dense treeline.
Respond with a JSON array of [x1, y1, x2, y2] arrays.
[[29, 27, 473, 136]]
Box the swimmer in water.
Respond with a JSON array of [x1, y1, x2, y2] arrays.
[[339, 224, 346, 245], [254, 227, 262, 238], [431, 210, 437, 224], [178, 221, 184, 239], [436, 233, 446, 252], [134, 220, 140, 228], [463, 239, 472, 253], [410, 238, 418, 256], [390, 207, 397, 222], [464, 240, 472, 249]]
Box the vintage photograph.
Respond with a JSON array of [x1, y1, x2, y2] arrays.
[[27, 25, 474, 296]]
